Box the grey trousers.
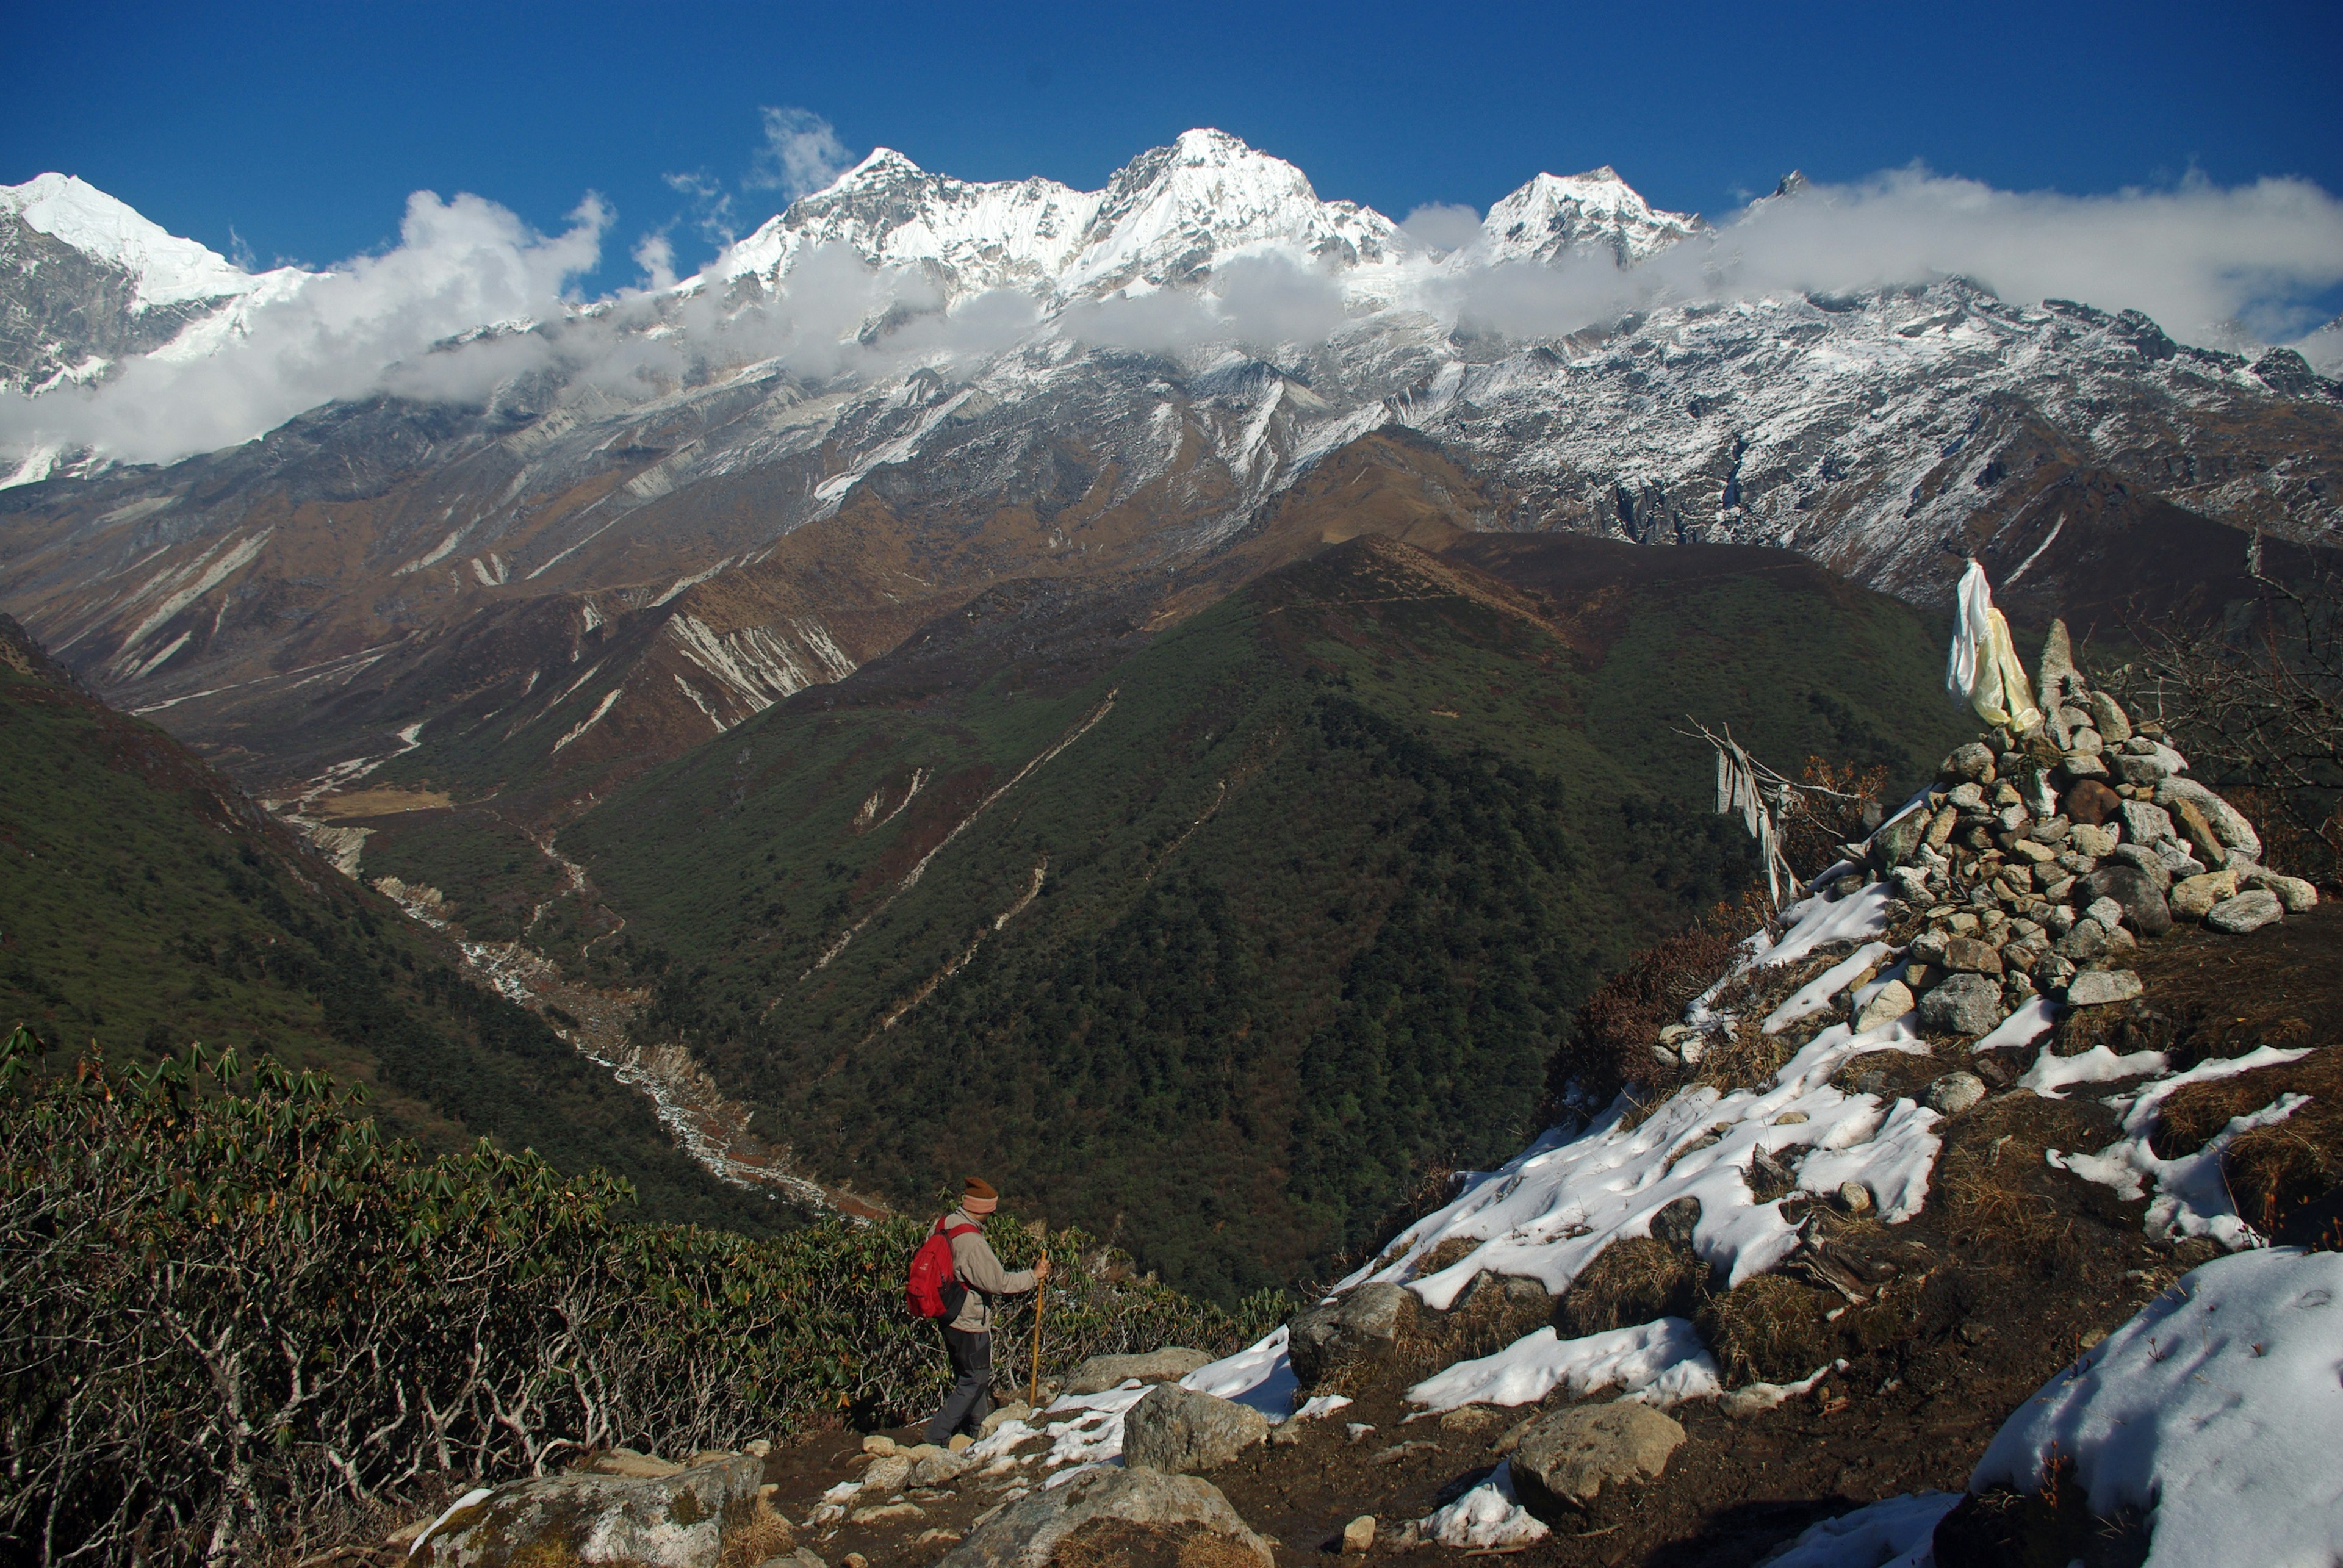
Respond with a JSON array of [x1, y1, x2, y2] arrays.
[[927, 1325, 993, 1444]]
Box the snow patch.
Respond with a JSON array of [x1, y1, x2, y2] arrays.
[[1405, 1318, 1720, 1414]]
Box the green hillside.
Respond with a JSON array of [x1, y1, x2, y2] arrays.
[[562, 535, 1971, 1299], [0, 616, 786, 1236]]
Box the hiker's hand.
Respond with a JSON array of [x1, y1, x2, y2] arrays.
[[1033, 1255, 1051, 1282]]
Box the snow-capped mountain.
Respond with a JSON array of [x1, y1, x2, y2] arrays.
[[0, 173, 310, 394], [1477, 166, 1708, 266], [717, 128, 1408, 304], [1, 131, 2337, 828]]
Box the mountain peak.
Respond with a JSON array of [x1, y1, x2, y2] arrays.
[[827, 146, 924, 191], [1, 172, 257, 308], [1481, 165, 1704, 267]]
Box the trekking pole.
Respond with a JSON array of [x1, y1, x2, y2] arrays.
[[1029, 1226, 1046, 1410]]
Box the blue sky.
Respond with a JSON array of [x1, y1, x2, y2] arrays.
[[10, 0, 2341, 292]]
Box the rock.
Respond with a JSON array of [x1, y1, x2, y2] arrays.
[[2006, 837, 2057, 865], [1649, 1195, 1702, 1248], [1286, 1282, 1418, 1388], [1342, 1516, 1377, 1554], [1063, 1347, 1218, 1396], [2168, 869, 2240, 920], [1947, 782, 1988, 811], [2065, 969, 2144, 1007], [2035, 951, 2078, 987], [2066, 727, 2104, 757], [1919, 973, 2006, 1036], [1925, 807, 1959, 850], [861, 1454, 913, 1495], [420, 1453, 765, 1568], [2080, 864, 2173, 935], [581, 1449, 686, 1480], [862, 1434, 898, 1458], [1941, 743, 1996, 783], [2206, 890, 2285, 934], [2084, 896, 2126, 932], [849, 1501, 923, 1525], [2037, 620, 2079, 707], [2165, 797, 2224, 866], [2087, 691, 2133, 744], [2153, 777, 2262, 860], [2059, 752, 2110, 781], [1942, 936, 2004, 975], [979, 1402, 1031, 1437], [1837, 1181, 1875, 1214], [1870, 806, 1929, 869], [2118, 799, 2175, 846], [1909, 929, 1949, 966], [937, 1465, 1273, 1568], [2105, 843, 2175, 891], [2239, 866, 2319, 913], [1852, 980, 1915, 1034], [911, 1448, 973, 1489], [2112, 751, 2178, 786], [2068, 822, 2119, 858], [1507, 1403, 1688, 1522], [1927, 1072, 1987, 1116], [946, 1434, 973, 1453], [1122, 1384, 1270, 1473]]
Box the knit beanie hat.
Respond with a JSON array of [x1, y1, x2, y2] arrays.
[[962, 1177, 999, 1215]]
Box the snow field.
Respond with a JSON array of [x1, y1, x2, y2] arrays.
[[1972, 1248, 2343, 1567]]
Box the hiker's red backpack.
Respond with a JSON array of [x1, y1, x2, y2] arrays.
[[906, 1215, 978, 1318]]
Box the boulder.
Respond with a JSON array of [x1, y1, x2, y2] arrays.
[[2080, 865, 2173, 936], [860, 1454, 913, 1495], [2103, 844, 2174, 891], [1927, 1072, 1987, 1116], [2207, 890, 2285, 934], [1870, 806, 1929, 869], [1649, 1195, 1702, 1249], [1942, 936, 2004, 975], [1121, 1384, 1270, 1474], [581, 1449, 686, 1480], [2087, 691, 2133, 744], [2118, 799, 2175, 846], [2239, 866, 2320, 913], [1286, 1281, 1419, 1388], [1062, 1347, 1217, 1396], [420, 1454, 765, 1568], [2153, 777, 2262, 860], [1852, 980, 1915, 1035], [1342, 1516, 1377, 1555], [2112, 752, 2178, 786], [910, 1448, 973, 1488], [1941, 743, 1996, 784], [2060, 777, 2122, 827], [2168, 869, 2240, 921], [1919, 973, 2006, 1037], [2068, 822, 2119, 858], [2168, 797, 2228, 867], [1507, 1403, 1687, 1522], [2065, 970, 2143, 1007], [936, 1465, 1273, 1568]]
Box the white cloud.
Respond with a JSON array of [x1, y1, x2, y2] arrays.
[[632, 231, 677, 290], [746, 107, 853, 200], [0, 191, 609, 465], [8, 159, 2341, 474], [1400, 201, 1483, 254]]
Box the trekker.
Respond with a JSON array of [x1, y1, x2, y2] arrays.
[[926, 1177, 1048, 1447]]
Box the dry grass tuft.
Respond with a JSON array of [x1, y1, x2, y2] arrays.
[[1556, 1238, 1707, 1338], [1695, 1273, 1838, 1385], [716, 1501, 796, 1568], [1055, 1517, 1265, 1568]]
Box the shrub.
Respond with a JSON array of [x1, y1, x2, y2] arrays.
[[0, 1027, 1272, 1566]]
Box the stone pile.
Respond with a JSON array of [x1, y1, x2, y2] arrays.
[[1860, 620, 2314, 1046]]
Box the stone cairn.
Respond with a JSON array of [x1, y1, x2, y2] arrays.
[[1860, 619, 2317, 1045]]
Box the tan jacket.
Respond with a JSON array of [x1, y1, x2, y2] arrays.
[[943, 1207, 1035, 1334]]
